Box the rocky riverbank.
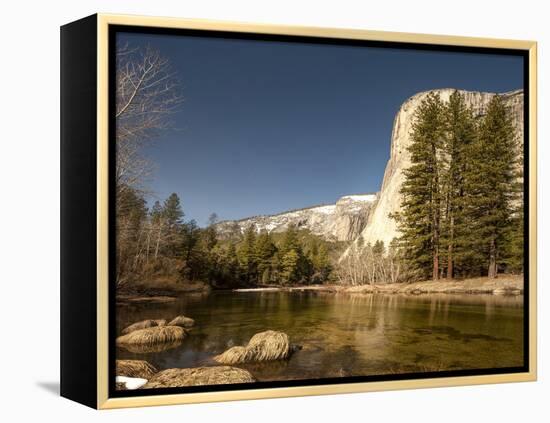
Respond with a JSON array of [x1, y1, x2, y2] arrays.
[[234, 275, 524, 296], [116, 280, 210, 305]]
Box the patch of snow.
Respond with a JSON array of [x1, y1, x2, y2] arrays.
[[116, 376, 148, 390], [309, 205, 337, 215], [264, 222, 279, 231], [340, 194, 377, 202]]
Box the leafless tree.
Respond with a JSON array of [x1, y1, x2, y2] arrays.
[[114, 43, 183, 287], [115, 43, 183, 201], [336, 239, 404, 286]]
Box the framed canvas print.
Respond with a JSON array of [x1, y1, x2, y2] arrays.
[[60, 14, 537, 409]]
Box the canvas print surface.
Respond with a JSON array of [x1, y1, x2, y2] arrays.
[[112, 30, 526, 393]]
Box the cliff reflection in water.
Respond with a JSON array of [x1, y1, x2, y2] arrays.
[[116, 291, 523, 381]]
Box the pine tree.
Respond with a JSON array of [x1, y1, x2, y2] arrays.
[[312, 242, 331, 282], [507, 208, 524, 273], [162, 193, 184, 257], [255, 230, 277, 285], [280, 249, 300, 284], [394, 92, 445, 281], [440, 91, 477, 278], [463, 95, 519, 278], [238, 226, 258, 284], [506, 137, 524, 274], [150, 200, 163, 222], [202, 212, 219, 252], [181, 219, 200, 277], [280, 224, 300, 254], [163, 193, 184, 227]]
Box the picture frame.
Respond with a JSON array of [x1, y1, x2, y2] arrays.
[[60, 13, 537, 409]]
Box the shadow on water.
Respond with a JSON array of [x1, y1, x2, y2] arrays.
[[412, 326, 514, 343]]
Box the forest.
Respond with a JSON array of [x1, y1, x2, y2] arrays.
[[116, 190, 337, 289]]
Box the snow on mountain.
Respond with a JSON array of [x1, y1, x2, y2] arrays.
[[216, 194, 378, 241]]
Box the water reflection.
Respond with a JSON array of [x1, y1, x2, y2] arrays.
[[116, 291, 524, 381]]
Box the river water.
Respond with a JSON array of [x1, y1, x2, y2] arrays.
[[116, 291, 524, 381]]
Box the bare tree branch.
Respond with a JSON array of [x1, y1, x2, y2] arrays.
[[115, 42, 183, 200]]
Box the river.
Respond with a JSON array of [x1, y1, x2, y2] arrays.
[[116, 291, 524, 381]]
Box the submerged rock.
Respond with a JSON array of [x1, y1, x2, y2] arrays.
[[116, 359, 157, 379], [214, 330, 290, 364], [116, 326, 187, 346], [168, 315, 195, 328], [121, 319, 163, 335], [143, 366, 255, 388]]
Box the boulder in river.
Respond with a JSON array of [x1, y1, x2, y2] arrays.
[[116, 326, 187, 346], [116, 359, 157, 379], [214, 330, 290, 364], [121, 319, 163, 335], [143, 366, 255, 388], [168, 315, 195, 328]]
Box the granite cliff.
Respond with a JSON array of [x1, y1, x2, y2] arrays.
[[351, 88, 524, 250]]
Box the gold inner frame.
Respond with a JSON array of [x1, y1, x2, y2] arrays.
[[96, 13, 537, 409]]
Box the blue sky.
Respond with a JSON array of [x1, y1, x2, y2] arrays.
[[118, 32, 523, 226]]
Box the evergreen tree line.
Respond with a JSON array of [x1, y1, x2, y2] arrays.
[[392, 91, 523, 281], [116, 191, 333, 289]]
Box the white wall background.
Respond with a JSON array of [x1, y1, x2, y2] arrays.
[[0, 0, 546, 421]]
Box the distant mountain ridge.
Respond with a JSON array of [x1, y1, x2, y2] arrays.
[[216, 194, 378, 241]]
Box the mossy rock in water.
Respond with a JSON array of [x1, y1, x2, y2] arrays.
[[118, 339, 183, 354], [143, 366, 255, 388], [168, 315, 195, 328], [116, 359, 157, 379], [214, 330, 290, 364], [116, 326, 187, 346], [121, 319, 162, 335]]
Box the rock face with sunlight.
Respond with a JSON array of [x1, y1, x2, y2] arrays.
[[342, 88, 524, 257]]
